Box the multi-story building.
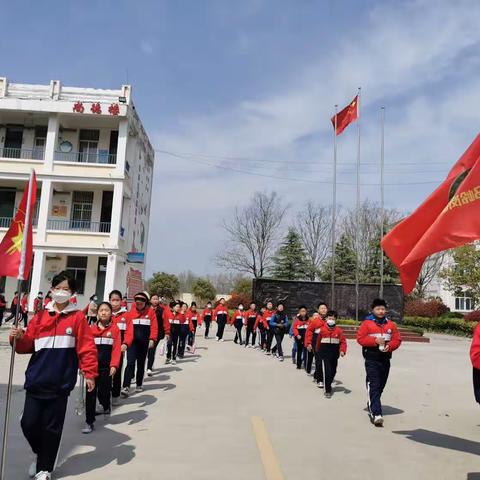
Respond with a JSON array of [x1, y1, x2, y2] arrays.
[[0, 78, 154, 310]]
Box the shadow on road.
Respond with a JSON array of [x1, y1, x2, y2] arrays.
[[393, 429, 480, 456]]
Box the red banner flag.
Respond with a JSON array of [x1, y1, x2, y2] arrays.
[[0, 172, 37, 279], [331, 95, 358, 135], [382, 134, 480, 293]]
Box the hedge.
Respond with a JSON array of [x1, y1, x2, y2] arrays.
[[403, 316, 475, 337]]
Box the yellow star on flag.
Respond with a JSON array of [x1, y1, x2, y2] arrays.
[[6, 222, 24, 255]]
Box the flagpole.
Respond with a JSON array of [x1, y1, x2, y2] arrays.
[[379, 106, 385, 298], [331, 105, 338, 308], [355, 88, 361, 323], [0, 170, 34, 480]]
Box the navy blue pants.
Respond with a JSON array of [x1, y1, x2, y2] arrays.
[[124, 340, 149, 387], [365, 359, 390, 416]]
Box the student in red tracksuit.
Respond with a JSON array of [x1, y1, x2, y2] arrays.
[[10, 271, 97, 480], [214, 298, 230, 341], [357, 298, 402, 427], [306, 304, 328, 385], [122, 292, 157, 396], [263, 302, 276, 355], [148, 294, 169, 375], [314, 310, 346, 398], [167, 302, 190, 364], [21, 293, 29, 327], [254, 307, 269, 350], [187, 302, 200, 349], [201, 302, 214, 339], [82, 302, 121, 433], [292, 306, 309, 369], [110, 290, 133, 405], [471, 322, 480, 404], [179, 303, 194, 357], [245, 303, 259, 348], [232, 304, 246, 345]]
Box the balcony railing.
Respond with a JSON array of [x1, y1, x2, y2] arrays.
[[1, 147, 45, 160], [47, 219, 111, 233], [54, 151, 117, 165], [0, 216, 38, 228]]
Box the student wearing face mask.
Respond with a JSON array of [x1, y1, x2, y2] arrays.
[[166, 302, 186, 365], [305, 303, 328, 385], [178, 303, 194, 358], [314, 310, 346, 398], [357, 299, 402, 427], [292, 306, 309, 369], [254, 307, 269, 350], [201, 302, 213, 339], [268, 303, 289, 361], [187, 302, 199, 349], [263, 302, 276, 355], [147, 294, 169, 375], [244, 303, 259, 348], [10, 271, 97, 480], [85, 294, 98, 325], [121, 292, 158, 396], [213, 298, 230, 342], [82, 302, 121, 434], [232, 303, 246, 345]]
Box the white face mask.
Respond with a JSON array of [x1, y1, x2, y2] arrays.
[[239, 306, 244, 311], [327, 319, 336, 327], [51, 290, 71, 304]]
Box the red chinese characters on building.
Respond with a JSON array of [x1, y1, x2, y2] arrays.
[[108, 103, 120, 116], [90, 102, 102, 114], [72, 101, 84, 113]]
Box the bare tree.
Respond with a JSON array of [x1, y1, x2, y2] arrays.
[[216, 191, 287, 277], [206, 272, 245, 294], [296, 201, 332, 281], [414, 252, 446, 298]]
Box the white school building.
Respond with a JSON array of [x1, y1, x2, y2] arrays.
[[0, 78, 154, 310]]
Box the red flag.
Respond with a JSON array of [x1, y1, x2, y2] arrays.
[[0, 172, 37, 279], [331, 95, 358, 135], [382, 134, 480, 293]]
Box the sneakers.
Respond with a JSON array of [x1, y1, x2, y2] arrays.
[[120, 387, 130, 398], [95, 406, 110, 415], [279, 356, 284, 362], [265, 351, 271, 356], [373, 415, 384, 427], [28, 455, 37, 478], [34, 472, 51, 480], [172, 359, 177, 365], [82, 423, 94, 434], [324, 392, 332, 399], [147, 369, 153, 377], [216, 337, 220, 341], [247, 344, 252, 348], [165, 358, 171, 364], [135, 386, 143, 393], [220, 339, 224, 342], [111, 397, 120, 406], [317, 382, 324, 389]]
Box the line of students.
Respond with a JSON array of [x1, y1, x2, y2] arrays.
[[213, 297, 402, 425]]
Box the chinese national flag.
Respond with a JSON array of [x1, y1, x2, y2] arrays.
[[0, 172, 37, 279], [331, 95, 358, 135], [382, 134, 480, 293]]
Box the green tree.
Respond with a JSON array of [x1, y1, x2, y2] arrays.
[[439, 244, 480, 302], [320, 234, 357, 282], [232, 277, 252, 296], [192, 278, 217, 302], [270, 228, 309, 280], [149, 272, 180, 300]]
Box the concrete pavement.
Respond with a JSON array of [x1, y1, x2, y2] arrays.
[[0, 324, 479, 479]]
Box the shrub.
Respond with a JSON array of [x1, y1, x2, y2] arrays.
[[464, 310, 480, 322], [404, 298, 449, 318], [226, 292, 252, 310], [443, 311, 465, 319], [403, 316, 475, 336]]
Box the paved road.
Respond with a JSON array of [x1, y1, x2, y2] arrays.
[[0, 325, 479, 479]]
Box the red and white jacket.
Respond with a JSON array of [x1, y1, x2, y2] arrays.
[[231, 309, 246, 326], [127, 305, 158, 343], [185, 310, 198, 332], [200, 308, 213, 326], [292, 316, 309, 337], [315, 324, 347, 354], [90, 321, 122, 370], [305, 317, 326, 347], [471, 322, 480, 369], [357, 315, 402, 360], [169, 311, 194, 332], [254, 312, 269, 330], [10, 303, 98, 396], [112, 307, 133, 348], [245, 309, 260, 326], [213, 304, 229, 323]]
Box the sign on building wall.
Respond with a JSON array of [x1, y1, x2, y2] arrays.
[[127, 268, 143, 299]]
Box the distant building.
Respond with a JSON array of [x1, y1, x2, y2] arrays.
[[0, 78, 154, 309]]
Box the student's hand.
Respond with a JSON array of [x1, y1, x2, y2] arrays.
[[382, 344, 390, 352], [121, 344, 128, 353], [86, 378, 95, 392], [109, 367, 117, 377], [307, 345, 313, 352], [375, 337, 385, 346], [10, 327, 24, 340], [148, 340, 155, 349], [340, 351, 345, 357], [297, 335, 301, 340]]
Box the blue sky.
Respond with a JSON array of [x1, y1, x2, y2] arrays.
[[3, 0, 480, 276]]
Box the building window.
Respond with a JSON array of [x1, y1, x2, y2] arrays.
[[66, 256, 88, 294], [70, 191, 93, 230], [455, 296, 475, 311], [33, 126, 47, 160], [78, 129, 99, 163]]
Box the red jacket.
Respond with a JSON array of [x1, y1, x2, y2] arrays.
[[315, 324, 347, 354], [305, 317, 326, 347], [471, 323, 480, 369], [90, 321, 122, 369], [245, 309, 259, 325], [200, 308, 213, 326], [254, 312, 269, 329], [10, 306, 98, 395], [112, 308, 134, 347], [231, 310, 246, 326], [128, 305, 158, 342], [169, 312, 193, 331], [213, 305, 229, 322], [185, 310, 198, 332], [154, 305, 171, 336], [292, 316, 309, 337], [356, 316, 402, 359]]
